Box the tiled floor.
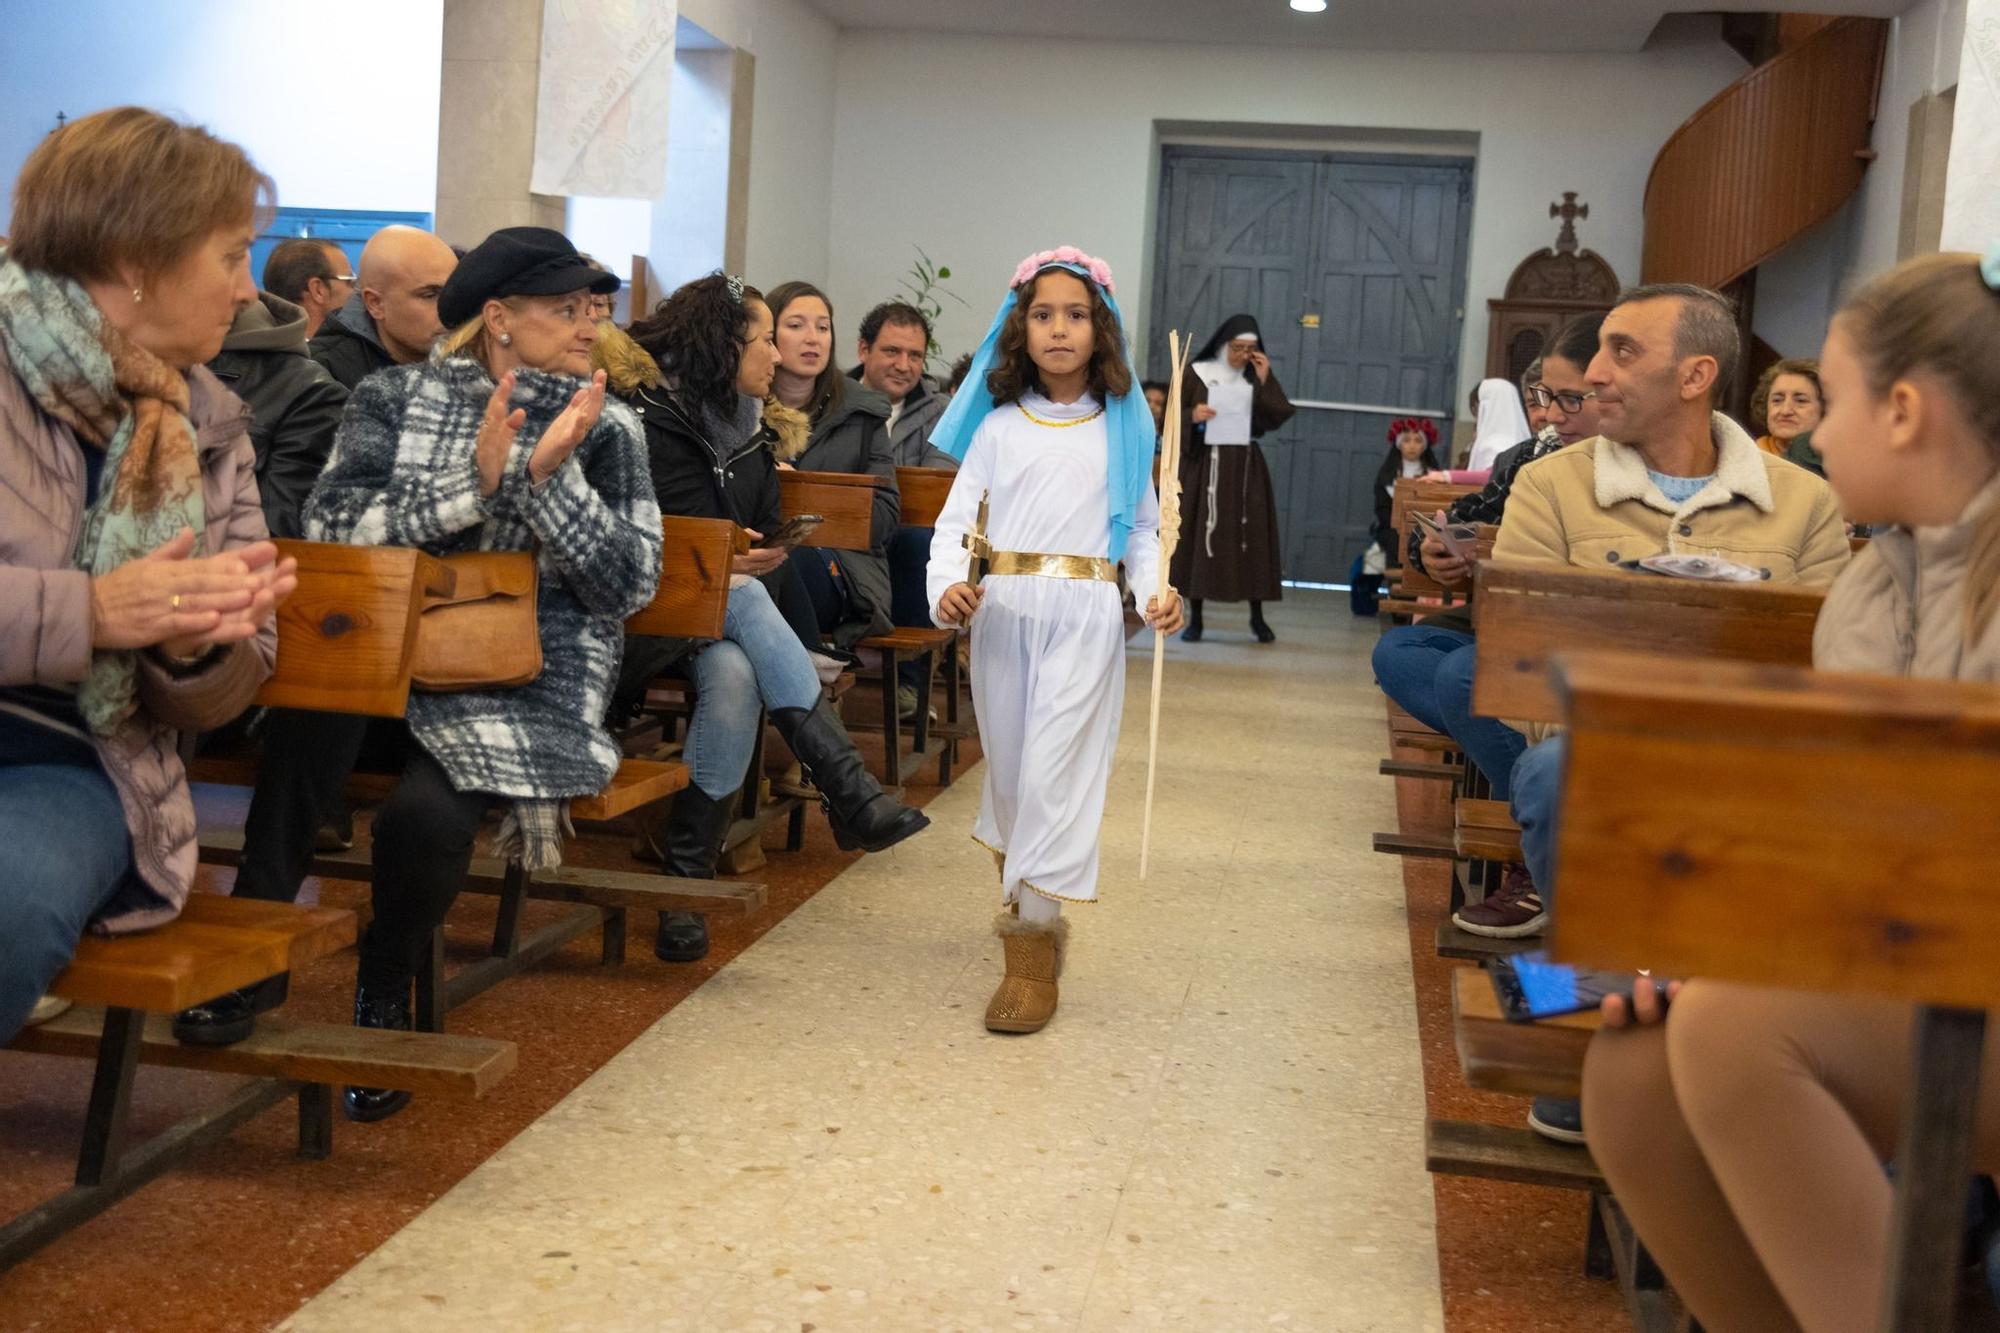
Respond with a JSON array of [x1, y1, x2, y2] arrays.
[[280, 592, 1446, 1332]]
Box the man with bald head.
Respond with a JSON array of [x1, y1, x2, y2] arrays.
[[309, 224, 458, 389]]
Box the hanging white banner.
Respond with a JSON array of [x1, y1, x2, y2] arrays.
[[1941, 0, 2000, 252], [531, 0, 679, 199]]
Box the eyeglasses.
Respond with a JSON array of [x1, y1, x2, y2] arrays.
[[327, 273, 356, 285], [1527, 384, 1596, 412]]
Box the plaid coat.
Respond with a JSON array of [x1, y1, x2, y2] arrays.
[[305, 356, 661, 800]]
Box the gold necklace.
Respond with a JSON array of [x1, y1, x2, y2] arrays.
[[1017, 402, 1105, 429]]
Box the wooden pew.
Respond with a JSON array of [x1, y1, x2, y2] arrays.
[[778, 467, 881, 551], [839, 466, 968, 787], [1449, 562, 1828, 889], [2, 550, 518, 1268], [1378, 478, 1481, 618], [194, 528, 763, 1032], [1551, 651, 2000, 1331]]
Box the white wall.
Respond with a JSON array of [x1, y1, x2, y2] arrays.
[[679, 0, 839, 285], [824, 19, 1746, 383], [0, 0, 441, 228], [1851, 0, 1969, 276]]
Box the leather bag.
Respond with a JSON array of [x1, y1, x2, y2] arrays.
[[412, 550, 542, 691]]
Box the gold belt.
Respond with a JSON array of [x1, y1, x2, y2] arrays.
[[987, 551, 1117, 583]]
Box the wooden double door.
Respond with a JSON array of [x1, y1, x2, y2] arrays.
[[1149, 148, 1474, 584]]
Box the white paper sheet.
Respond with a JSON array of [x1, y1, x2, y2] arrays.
[[1203, 377, 1254, 445], [531, 0, 679, 199]]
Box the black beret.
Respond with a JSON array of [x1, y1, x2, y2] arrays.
[[436, 226, 620, 328]]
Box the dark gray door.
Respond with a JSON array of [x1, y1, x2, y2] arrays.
[[1150, 148, 1473, 584]]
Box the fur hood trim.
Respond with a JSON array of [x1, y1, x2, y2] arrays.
[[1592, 411, 1774, 519]]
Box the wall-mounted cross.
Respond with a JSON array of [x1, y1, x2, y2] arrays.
[[51, 111, 67, 134], [1550, 192, 1588, 253]]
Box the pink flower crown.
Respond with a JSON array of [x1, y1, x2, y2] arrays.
[[1011, 245, 1115, 295]]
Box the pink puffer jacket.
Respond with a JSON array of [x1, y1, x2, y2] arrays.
[[0, 340, 276, 932]]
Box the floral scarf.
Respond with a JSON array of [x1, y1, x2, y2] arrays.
[[0, 248, 207, 733]]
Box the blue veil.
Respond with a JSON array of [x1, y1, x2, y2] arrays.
[[927, 252, 1155, 564]]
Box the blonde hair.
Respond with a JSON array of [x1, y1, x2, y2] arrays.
[[10, 106, 274, 283], [434, 296, 531, 368], [1835, 253, 2000, 638]]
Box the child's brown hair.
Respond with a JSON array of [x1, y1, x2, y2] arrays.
[[984, 267, 1133, 406], [1835, 252, 2000, 637]]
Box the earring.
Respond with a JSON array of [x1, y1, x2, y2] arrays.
[[498, 333, 512, 347], [130, 287, 143, 305]]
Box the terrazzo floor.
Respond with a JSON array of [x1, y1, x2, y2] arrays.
[[277, 591, 1447, 1332]]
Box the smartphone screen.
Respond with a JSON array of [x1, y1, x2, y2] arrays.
[[1489, 950, 1636, 1023]]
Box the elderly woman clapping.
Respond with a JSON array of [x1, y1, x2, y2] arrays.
[[303, 226, 661, 1121]]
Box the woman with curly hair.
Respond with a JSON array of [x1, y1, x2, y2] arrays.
[[608, 275, 928, 965]]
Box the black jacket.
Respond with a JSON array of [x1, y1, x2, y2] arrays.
[[308, 294, 397, 391], [206, 291, 348, 538], [628, 385, 782, 534]]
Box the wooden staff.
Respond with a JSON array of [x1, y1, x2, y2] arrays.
[[1141, 331, 1191, 878]]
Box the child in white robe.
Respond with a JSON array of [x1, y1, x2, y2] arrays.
[[925, 247, 1183, 1034]]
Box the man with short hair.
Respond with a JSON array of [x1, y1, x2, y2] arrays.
[[850, 301, 957, 719], [849, 301, 955, 468], [1471, 283, 1848, 1147], [262, 238, 353, 340], [309, 224, 458, 389]]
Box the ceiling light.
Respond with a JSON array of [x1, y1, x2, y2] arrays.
[[1290, 0, 1328, 11]]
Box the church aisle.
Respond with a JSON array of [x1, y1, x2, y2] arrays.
[[281, 591, 1443, 1332]]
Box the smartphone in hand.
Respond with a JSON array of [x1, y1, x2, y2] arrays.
[[1490, 950, 1650, 1023], [755, 514, 824, 549]]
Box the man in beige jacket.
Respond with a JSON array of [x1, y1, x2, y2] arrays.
[[1459, 281, 1850, 1146]]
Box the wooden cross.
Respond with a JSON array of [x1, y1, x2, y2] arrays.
[[1550, 192, 1588, 253]]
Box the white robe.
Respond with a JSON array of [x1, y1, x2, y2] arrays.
[[927, 391, 1162, 905]]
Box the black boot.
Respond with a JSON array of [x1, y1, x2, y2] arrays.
[[643, 785, 736, 963], [771, 700, 930, 853], [171, 971, 290, 1047], [1182, 598, 1204, 643], [1248, 601, 1276, 644], [343, 980, 414, 1123]]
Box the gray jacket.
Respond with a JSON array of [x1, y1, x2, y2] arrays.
[[850, 368, 956, 470], [795, 382, 898, 645]]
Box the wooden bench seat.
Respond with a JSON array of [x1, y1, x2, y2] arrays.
[[1380, 758, 1462, 783], [12, 1006, 514, 1098], [191, 754, 685, 825], [1454, 797, 1522, 861], [50, 893, 353, 1013], [0, 891, 516, 1271], [1425, 1118, 1602, 1190]]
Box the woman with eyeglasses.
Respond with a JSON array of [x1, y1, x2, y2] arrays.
[[1368, 309, 1606, 950]]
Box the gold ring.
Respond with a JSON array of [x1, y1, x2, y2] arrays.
[[170, 594, 181, 611]]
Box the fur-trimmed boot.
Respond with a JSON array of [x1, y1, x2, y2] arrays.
[[985, 910, 1069, 1034]]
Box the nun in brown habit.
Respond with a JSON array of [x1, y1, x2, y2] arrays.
[[1171, 313, 1295, 642]]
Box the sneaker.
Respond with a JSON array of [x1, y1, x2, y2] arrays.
[[1528, 1096, 1586, 1145], [314, 805, 355, 852], [806, 651, 847, 688], [896, 684, 920, 722], [26, 994, 72, 1026], [1452, 863, 1547, 938]]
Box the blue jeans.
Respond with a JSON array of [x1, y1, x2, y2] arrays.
[[0, 753, 136, 1041], [684, 579, 824, 800], [1370, 623, 1471, 734], [1372, 624, 1529, 798], [889, 527, 934, 690], [1509, 735, 1566, 903]]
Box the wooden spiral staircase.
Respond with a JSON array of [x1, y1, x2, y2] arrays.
[[1641, 13, 1890, 403]]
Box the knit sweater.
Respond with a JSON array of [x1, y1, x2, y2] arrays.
[[304, 356, 662, 800]]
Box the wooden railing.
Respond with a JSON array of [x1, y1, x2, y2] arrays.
[[1641, 16, 1889, 289]]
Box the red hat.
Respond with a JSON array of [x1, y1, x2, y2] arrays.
[[1388, 417, 1438, 446]]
